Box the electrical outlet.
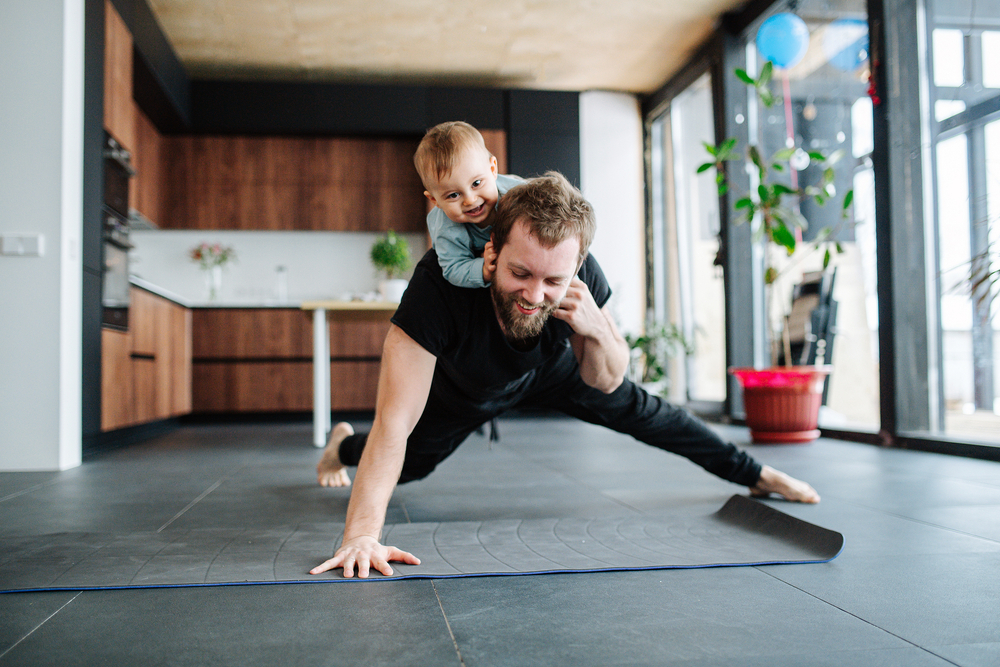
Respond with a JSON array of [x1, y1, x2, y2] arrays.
[[0, 234, 45, 257]]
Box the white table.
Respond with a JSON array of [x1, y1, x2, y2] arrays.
[[300, 301, 397, 447]]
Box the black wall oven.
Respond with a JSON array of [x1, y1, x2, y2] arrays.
[[102, 134, 134, 331]]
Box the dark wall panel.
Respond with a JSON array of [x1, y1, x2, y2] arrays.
[[191, 81, 429, 135], [82, 270, 103, 441], [507, 90, 580, 185], [110, 0, 190, 127], [426, 88, 506, 130], [83, 0, 106, 440]]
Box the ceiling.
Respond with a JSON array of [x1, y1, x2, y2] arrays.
[[145, 0, 749, 94]]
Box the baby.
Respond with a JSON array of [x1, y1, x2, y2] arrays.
[[413, 121, 523, 288]]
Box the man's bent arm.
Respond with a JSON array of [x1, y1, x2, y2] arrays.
[[310, 324, 437, 578], [555, 278, 630, 393]]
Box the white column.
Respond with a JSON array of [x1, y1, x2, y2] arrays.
[[312, 308, 331, 447], [0, 0, 84, 470]]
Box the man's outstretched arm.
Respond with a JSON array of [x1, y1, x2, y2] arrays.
[[310, 324, 437, 578], [554, 278, 630, 394]]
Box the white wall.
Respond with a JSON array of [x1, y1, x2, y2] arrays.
[[0, 0, 84, 470], [130, 230, 426, 305], [580, 91, 646, 336]]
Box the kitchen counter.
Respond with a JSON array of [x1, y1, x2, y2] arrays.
[[129, 276, 192, 308], [130, 276, 400, 312]]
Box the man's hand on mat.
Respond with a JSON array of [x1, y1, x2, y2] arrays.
[[750, 465, 820, 503], [309, 536, 421, 578]]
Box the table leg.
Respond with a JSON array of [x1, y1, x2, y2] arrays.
[[313, 308, 331, 447]]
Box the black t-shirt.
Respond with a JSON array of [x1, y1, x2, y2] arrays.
[[391, 248, 612, 402]]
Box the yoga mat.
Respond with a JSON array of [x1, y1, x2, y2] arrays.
[[0, 495, 842, 593]]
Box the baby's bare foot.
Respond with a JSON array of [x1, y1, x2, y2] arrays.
[[750, 465, 820, 503], [317, 422, 354, 487]]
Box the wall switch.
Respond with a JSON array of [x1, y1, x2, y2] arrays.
[[0, 233, 45, 257]]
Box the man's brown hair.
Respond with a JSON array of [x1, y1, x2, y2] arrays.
[[413, 121, 491, 187], [491, 172, 596, 266]]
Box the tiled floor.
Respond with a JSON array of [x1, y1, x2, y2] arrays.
[[1, 416, 999, 666]]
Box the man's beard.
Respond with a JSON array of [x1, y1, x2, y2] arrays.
[[490, 282, 559, 344]]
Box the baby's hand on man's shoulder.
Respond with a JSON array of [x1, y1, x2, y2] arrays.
[[482, 241, 498, 283]]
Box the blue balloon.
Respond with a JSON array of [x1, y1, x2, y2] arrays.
[[823, 18, 869, 71], [756, 13, 810, 69]]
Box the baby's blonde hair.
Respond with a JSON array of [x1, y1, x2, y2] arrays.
[[414, 121, 492, 187]]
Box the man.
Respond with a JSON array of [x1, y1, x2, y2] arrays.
[[311, 172, 819, 579]]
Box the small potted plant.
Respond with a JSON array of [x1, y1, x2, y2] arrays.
[[701, 61, 854, 443], [370, 230, 412, 302], [626, 322, 694, 398]]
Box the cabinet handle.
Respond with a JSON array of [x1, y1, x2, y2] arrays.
[[130, 353, 155, 361]]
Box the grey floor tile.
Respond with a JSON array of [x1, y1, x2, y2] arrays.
[[435, 569, 908, 667], [903, 504, 1000, 542], [0, 583, 460, 667], [0, 591, 79, 654], [761, 552, 1000, 647], [927, 642, 1000, 667]]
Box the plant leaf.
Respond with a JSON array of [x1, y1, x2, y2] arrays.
[[843, 189, 854, 209], [772, 147, 796, 162], [735, 197, 754, 209], [703, 141, 718, 156], [823, 248, 832, 268], [758, 61, 773, 86], [771, 223, 797, 254], [697, 162, 713, 173], [736, 69, 755, 85]]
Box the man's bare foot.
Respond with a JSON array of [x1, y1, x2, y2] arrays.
[[750, 465, 820, 503], [317, 422, 354, 487]]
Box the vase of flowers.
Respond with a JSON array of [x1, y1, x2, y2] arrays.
[[189, 242, 236, 300]]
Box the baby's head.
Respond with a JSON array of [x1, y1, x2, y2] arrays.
[[415, 121, 500, 226]]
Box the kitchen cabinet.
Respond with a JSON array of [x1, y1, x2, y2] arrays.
[[101, 287, 192, 431], [160, 136, 425, 231], [131, 106, 163, 225], [191, 309, 390, 412], [103, 0, 135, 151]]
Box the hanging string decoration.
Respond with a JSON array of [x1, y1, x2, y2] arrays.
[[756, 13, 810, 69]]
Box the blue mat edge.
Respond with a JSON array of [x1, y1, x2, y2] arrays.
[[0, 548, 844, 594]]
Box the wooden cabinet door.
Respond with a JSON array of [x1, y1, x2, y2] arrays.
[[170, 304, 193, 415], [132, 107, 162, 225], [103, 0, 135, 150], [191, 310, 390, 412], [101, 328, 134, 431], [160, 135, 426, 231], [102, 290, 192, 431], [130, 288, 158, 357]]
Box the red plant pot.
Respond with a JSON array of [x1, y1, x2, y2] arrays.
[[729, 366, 832, 444]]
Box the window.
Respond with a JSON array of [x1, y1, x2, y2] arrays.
[[740, 0, 880, 431], [648, 73, 728, 404], [926, 0, 1000, 444]]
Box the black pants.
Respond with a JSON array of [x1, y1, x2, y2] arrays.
[[339, 349, 761, 487]]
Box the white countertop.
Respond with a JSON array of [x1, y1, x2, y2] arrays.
[[129, 276, 398, 311]]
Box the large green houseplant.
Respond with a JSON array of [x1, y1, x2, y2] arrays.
[[701, 61, 855, 443]]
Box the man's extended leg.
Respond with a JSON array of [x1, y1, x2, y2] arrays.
[[529, 354, 818, 502]]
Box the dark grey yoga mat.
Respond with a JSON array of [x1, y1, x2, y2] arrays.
[[0, 495, 842, 592]]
